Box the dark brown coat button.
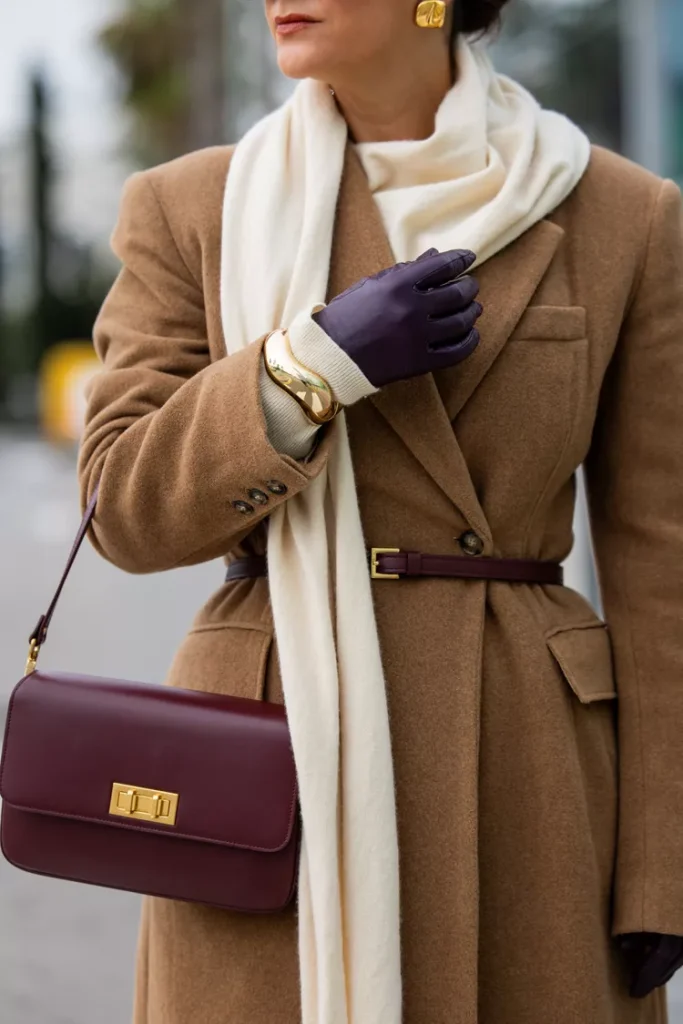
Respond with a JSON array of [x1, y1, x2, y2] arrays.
[[459, 530, 484, 556], [266, 481, 288, 495], [248, 489, 269, 505], [232, 501, 255, 515]]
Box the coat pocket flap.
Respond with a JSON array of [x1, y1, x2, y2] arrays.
[[510, 305, 587, 341], [546, 623, 617, 703]]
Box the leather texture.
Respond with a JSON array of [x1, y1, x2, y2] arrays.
[[226, 550, 563, 586], [0, 670, 300, 913], [30, 485, 99, 647], [312, 248, 482, 388], [619, 933, 683, 998]]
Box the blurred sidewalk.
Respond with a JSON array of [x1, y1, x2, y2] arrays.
[[1, 431, 683, 1022]]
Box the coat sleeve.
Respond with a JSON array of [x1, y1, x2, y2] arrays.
[[78, 169, 333, 574], [584, 178, 683, 937]]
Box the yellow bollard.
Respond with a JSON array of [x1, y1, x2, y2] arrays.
[[39, 342, 101, 443]]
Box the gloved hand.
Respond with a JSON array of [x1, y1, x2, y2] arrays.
[[313, 248, 482, 389], [619, 933, 683, 997]]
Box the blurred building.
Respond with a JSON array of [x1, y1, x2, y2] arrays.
[[222, 0, 288, 140], [618, 0, 683, 182], [0, 138, 32, 314], [663, 0, 683, 182]]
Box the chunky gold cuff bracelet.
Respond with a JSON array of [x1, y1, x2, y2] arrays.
[[264, 329, 341, 426]]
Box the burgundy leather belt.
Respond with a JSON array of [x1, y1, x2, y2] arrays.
[[226, 549, 563, 586]]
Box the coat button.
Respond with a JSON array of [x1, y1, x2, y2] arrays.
[[232, 500, 255, 515], [459, 530, 484, 556], [248, 489, 269, 506], [266, 481, 288, 495]]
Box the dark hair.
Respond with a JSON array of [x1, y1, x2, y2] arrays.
[[451, 0, 510, 38], [448, 1, 509, 77]]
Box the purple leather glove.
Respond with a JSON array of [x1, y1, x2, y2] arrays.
[[313, 248, 482, 389], [619, 933, 683, 997]]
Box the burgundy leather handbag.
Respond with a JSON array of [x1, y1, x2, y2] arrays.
[[0, 488, 300, 913]]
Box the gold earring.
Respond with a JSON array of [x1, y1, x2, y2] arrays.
[[415, 0, 447, 29]]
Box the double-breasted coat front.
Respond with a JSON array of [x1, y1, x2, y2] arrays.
[[79, 141, 683, 1024]]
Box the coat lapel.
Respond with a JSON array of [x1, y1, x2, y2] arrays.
[[329, 146, 490, 535], [434, 220, 565, 422], [328, 144, 564, 540]]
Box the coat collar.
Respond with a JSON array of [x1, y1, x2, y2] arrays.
[[328, 144, 565, 536]]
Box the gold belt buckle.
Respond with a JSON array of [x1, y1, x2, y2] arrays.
[[370, 548, 401, 580]]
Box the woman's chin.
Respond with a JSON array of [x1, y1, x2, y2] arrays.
[[276, 46, 334, 82]]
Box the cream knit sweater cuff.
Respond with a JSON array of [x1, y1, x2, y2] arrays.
[[259, 308, 377, 459]]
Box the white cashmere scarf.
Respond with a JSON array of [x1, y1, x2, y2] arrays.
[[220, 40, 589, 1024]]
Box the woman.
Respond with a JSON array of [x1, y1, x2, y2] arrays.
[[79, 0, 683, 1021]]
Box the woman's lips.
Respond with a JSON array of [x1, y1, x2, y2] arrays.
[[276, 19, 317, 36]]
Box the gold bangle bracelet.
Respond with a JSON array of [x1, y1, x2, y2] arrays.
[[264, 329, 341, 425]]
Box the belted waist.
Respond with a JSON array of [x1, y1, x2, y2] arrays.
[[226, 549, 563, 586]]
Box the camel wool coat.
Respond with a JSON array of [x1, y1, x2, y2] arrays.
[[79, 141, 683, 1024]]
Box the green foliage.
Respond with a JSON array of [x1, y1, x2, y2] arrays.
[[99, 0, 191, 164]]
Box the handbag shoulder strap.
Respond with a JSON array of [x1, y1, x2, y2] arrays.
[[26, 484, 100, 673]]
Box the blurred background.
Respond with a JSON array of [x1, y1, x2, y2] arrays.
[[1, 0, 682, 1020]]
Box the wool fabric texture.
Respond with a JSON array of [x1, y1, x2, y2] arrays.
[[219, 39, 590, 1024]]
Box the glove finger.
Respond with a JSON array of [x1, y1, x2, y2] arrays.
[[426, 327, 481, 372], [412, 249, 477, 291], [427, 301, 483, 350], [659, 956, 683, 989], [425, 275, 480, 318], [416, 247, 440, 261], [619, 934, 650, 954], [630, 936, 683, 998], [380, 250, 437, 278], [656, 938, 683, 987]]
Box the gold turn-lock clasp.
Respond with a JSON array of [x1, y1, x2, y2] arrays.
[[370, 547, 401, 580], [109, 783, 179, 827]]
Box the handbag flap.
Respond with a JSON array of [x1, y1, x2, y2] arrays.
[[0, 672, 298, 853]]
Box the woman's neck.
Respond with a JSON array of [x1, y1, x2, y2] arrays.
[[329, 47, 453, 144]]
